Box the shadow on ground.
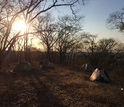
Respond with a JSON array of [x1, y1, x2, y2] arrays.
[[0, 71, 66, 107]]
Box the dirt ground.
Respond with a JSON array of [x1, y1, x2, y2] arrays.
[[0, 62, 124, 107]]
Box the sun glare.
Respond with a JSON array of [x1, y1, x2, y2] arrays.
[[13, 20, 26, 33]]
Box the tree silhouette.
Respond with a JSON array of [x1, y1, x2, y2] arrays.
[[0, 0, 85, 68]]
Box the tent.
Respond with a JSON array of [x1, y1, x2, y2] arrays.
[[90, 68, 110, 82], [42, 60, 54, 68], [13, 61, 35, 72], [80, 63, 93, 72]]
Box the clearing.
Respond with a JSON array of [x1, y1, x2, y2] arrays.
[[0, 62, 124, 107]]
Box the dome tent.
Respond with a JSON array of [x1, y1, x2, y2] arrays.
[[80, 63, 93, 72], [90, 68, 110, 82], [42, 60, 54, 68], [13, 61, 35, 72]]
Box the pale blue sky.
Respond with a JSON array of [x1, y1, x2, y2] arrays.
[[34, 0, 124, 49], [53, 0, 124, 42]]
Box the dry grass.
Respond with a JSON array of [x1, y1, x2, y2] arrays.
[[0, 62, 124, 107]]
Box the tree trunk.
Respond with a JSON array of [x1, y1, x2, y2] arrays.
[[0, 59, 3, 69], [73, 53, 76, 66], [26, 35, 28, 61], [59, 50, 63, 63]]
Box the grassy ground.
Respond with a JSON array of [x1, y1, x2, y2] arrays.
[[0, 62, 124, 107]]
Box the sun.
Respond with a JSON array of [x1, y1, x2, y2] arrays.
[[13, 20, 26, 33]]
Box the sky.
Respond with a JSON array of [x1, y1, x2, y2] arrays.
[[33, 0, 124, 49], [78, 0, 124, 42]]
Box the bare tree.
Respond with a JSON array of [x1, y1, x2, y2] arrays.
[[114, 42, 124, 54], [34, 13, 58, 61], [96, 38, 118, 53], [0, 0, 85, 68], [82, 33, 97, 55], [77, 33, 97, 66], [95, 38, 118, 67], [55, 15, 84, 64], [106, 7, 124, 32]]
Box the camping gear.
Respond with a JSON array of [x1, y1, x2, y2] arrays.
[[80, 63, 93, 72], [13, 61, 34, 72], [90, 68, 110, 82], [42, 60, 54, 68], [39, 61, 43, 69]]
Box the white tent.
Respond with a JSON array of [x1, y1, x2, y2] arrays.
[[42, 60, 54, 68], [90, 68, 110, 82], [80, 63, 93, 72]]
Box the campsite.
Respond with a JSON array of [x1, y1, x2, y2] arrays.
[[0, 0, 124, 107], [0, 61, 124, 107]]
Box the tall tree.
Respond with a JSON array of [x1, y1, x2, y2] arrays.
[[82, 33, 97, 55], [55, 15, 84, 64], [96, 38, 118, 53], [96, 38, 118, 67], [0, 0, 85, 68], [106, 7, 124, 32], [34, 13, 58, 61]]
